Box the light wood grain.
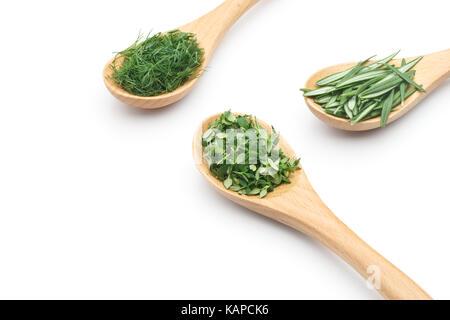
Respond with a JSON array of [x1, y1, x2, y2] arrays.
[[304, 49, 450, 131], [103, 0, 260, 109], [193, 113, 432, 300]]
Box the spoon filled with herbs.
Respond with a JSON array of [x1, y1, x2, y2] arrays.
[[302, 49, 450, 131], [103, 0, 259, 109], [193, 111, 431, 300]]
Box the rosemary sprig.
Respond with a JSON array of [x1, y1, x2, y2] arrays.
[[301, 51, 425, 128], [202, 111, 300, 198], [111, 30, 204, 97]]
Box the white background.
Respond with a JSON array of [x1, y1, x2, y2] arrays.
[[0, 0, 449, 300]]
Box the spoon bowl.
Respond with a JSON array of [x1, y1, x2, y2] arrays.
[[193, 112, 432, 299], [193, 113, 301, 202], [103, 0, 259, 109], [304, 49, 450, 131]]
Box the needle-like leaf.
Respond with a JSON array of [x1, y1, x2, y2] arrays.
[[351, 102, 378, 125], [382, 63, 426, 93], [380, 89, 395, 128], [303, 86, 337, 97], [359, 51, 400, 72], [335, 69, 390, 89], [400, 58, 407, 106]]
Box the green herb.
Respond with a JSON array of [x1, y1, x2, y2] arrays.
[[111, 30, 204, 97], [399, 58, 407, 106], [301, 51, 425, 127], [380, 89, 395, 128], [202, 111, 300, 198], [382, 62, 426, 93]]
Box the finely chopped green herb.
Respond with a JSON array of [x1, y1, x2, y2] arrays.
[[111, 30, 204, 96], [301, 51, 425, 127], [202, 111, 300, 198]]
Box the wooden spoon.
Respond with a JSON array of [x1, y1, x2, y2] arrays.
[[304, 49, 450, 131], [193, 113, 432, 300], [103, 0, 259, 109]]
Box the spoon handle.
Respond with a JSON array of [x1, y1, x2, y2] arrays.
[[419, 48, 450, 92], [207, 0, 260, 30], [313, 210, 430, 300], [181, 0, 260, 55], [274, 183, 432, 300]]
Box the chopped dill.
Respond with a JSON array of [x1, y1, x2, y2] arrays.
[[111, 30, 204, 97]]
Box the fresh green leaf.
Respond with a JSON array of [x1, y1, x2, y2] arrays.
[[224, 177, 233, 189], [382, 63, 426, 93], [259, 188, 268, 198], [302, 52, 424, 128], [303, 86, 337, 97], [380, 89, 395, 128]]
